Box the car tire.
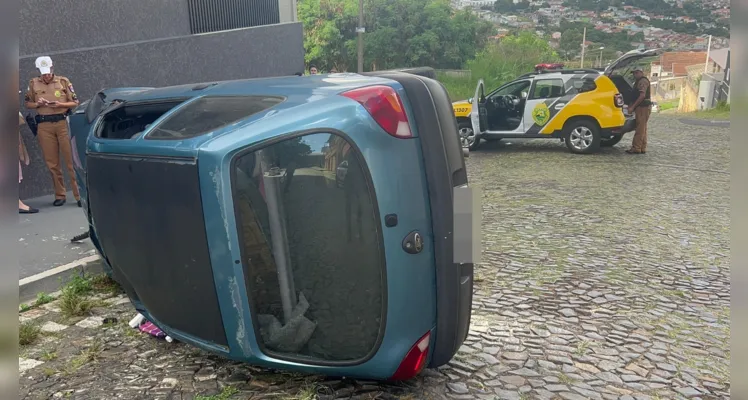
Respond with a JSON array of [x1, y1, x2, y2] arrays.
[[564, 120, 601, 154], [458, 120, 481, 151], [600, 134, 624, 147]]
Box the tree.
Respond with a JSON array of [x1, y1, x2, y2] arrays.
[[299, 0, 494, 72], [467, 31, 560, 88], [559, 29, 583, 59]]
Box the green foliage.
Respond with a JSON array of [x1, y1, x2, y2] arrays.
[[35, 292, 54, 306], [299, 0, 493, 72], [494, 0, 530, 13], [557, 19, 645, 56], [440, 31, 560, 100], [469, 31, 560, 90]]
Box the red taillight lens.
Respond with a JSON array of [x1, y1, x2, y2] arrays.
[[341, 85, 412, 138], [390, 331, 431, 380], [614, 93, 624, 107]]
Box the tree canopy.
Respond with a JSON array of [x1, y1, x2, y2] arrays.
[[299, 0, 494, 72]]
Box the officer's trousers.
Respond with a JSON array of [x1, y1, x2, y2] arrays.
[[37, 120, 80, 201], [631, 106, 651, 153]]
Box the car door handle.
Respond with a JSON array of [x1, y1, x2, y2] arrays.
[[554, 103, 565, 110]]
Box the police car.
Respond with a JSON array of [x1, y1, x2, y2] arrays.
[[452, 49, 661, 154]]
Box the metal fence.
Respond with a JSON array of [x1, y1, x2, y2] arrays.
[[187, 0, 280, 35]]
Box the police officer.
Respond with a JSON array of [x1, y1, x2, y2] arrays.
[[24, 56, 81, 207], [626, 67, 652, 154]]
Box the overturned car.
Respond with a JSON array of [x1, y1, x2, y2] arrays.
[[68, 72, 479, 381]]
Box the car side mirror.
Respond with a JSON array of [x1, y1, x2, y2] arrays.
[[468, 97, 473, 104], [521, 91, 528, 99]]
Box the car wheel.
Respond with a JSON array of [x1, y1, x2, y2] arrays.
[[458, 121, 481, 151], [564, 120, 601, 154], [600, 134, 623, 147]]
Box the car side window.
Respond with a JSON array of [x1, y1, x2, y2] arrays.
[[493, 80, 531, 97], [568, 77, 598, 94], [530, 79, 564, 100]]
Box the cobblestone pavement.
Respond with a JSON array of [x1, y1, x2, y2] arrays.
[[19, 115, 730, 399]]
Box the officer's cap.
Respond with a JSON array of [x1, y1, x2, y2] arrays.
[[35, 56, 53, 74], [631, 66, 644, 73]]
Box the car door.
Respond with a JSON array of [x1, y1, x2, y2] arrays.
[[523, 78, 567, 135], [470, 79, 487, 135]]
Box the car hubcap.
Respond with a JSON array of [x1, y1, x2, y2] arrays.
[[459, 127, 475, 148], [569, 126, 593, 150]]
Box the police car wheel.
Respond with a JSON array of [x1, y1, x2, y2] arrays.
[[458, 121, 481, 151], [600, 134, 624, 147], [564, 120, 601, 154]]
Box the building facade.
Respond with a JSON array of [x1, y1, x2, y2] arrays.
[[19, 0, 304, 199]]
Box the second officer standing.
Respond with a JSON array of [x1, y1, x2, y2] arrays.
[[24, 56, 81, 207]]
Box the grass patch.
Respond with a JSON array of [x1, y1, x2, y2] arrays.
[[195, 386, 239, 400], [686, 101, 730, 120], [91, 274, 122, 295], [658, 98, 679, 111], [59, 289, 94, 318], [19, 303, 31, 312], [19, 321, 41, 346], [40, 350, 58, 361], [438, 73, 476, 101], [35, 292, 55, 306]]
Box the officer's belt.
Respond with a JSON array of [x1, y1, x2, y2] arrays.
[[35, 114, 67, 123]]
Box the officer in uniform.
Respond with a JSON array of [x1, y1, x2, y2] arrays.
[[626, 67, 652, 154], [24, 56, 81, 206]]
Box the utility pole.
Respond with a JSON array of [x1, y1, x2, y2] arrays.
[[704, 34, 712, 73], [357, 0, 364, 73], [580, 27, 586, 68]]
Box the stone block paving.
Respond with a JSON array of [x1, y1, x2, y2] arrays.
[[19, 116, 730, 400]]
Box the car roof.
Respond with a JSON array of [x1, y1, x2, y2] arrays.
[[97, 73, 396, 104], [516, 69, 602, 80]]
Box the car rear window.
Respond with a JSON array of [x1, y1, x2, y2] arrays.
[[568, 77, 598, 94], [146, 95, 285, 140]]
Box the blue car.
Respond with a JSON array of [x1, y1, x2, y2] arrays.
[[67, 71, 479, 381]]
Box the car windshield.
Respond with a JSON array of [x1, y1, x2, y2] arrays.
[[493, 80, 531, 96]]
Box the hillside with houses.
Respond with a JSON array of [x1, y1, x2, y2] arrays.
[[452, 0, 729, 56]]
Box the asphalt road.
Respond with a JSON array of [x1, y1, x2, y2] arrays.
[[18, 191, 95, 279]]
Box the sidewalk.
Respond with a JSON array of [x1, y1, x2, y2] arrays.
[[19, 191, 95, 280]]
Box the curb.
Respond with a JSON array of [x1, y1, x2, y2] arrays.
[[19, 255, 104, 304]]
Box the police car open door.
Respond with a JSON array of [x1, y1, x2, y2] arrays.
[[470, 80, 487, 137]]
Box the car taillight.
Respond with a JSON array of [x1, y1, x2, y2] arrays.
[[341, 85, 412, 138], [614, 93, 624, 108], [390, 331, 431, 380]]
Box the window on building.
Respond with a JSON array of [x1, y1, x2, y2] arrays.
[[187, 0, 280, 34]]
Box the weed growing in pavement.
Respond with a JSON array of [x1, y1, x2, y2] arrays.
[[35, 292, 55, 306], [19, 303, 31, 312], [42, 367, 57, 377], [63, 274, 93, 296], [59, 288, 94, 318], [194, 386, 239, 400], [557, 373, 576, 385], [64, 339, 103, 375], [287, 383, 321, 400], [19, 321, 41, 346], [574, 340, 591, 356], [91, 273, 123, 295], [40, 350, 58, 361], [58, 273, 98, 318]]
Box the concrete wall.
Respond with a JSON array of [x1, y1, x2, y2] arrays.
[[19, 0, 304, 200]]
